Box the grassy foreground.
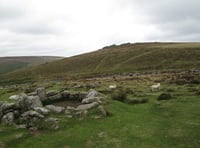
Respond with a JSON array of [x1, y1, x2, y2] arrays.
[[0, 79, 199, 148]]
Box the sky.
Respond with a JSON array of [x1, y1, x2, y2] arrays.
[[0, 0, 200, 57]]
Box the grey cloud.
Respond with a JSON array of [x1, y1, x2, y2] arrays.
[[12, 24, 59, 35], [125, 0, 200, 41], [0, 6, 23, 20]]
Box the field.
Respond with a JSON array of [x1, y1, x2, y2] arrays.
[[0, 72, 199, 148]]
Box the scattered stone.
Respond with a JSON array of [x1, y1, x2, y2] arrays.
[[27, 92, 37, 96], [61, 91, 70, 98], [1, 112, 15, 125], [98, 105, 107, 116], [76, 102, 98, 110], [66, 115, 73, 119], [48, 93, 62, 101], [75, 110, 88, 118], [66, 106, 76, 111], [82, 89, 102, 104], [15, 133, 24, 139], [1, 102, 19, 114], [85, 83, 100, 89], [19, 95, 43, 112], [36, 87, 47, 101], [33, 107, 49, 115], [21, 110, 44, 119], [45, 117, 59, 130], [98, 132, 106, 138], [65, 110, 70, 115], [47, 90, 59, 97], [9, 95, 20, 100], [86, 89, 101, 98], [15, 124, 26, 129], [45, 105, 65, 113], [29, 127, 40, 136], [93, 115, 101, 119]]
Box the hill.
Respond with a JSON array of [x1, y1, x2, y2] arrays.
[[0, 56, 64, 75], [0, 42, 200, 84]]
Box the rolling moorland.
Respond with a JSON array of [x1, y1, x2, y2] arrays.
[[0, 42, 200, 148], [0, 56, 64, 75], [0, 42, 200, 84]]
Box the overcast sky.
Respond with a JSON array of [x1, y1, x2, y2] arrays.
[[0, 0, 200, 57]]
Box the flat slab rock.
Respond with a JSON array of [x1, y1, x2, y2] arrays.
[[76, 102, 98, 110], [45, 105, 65, 113]]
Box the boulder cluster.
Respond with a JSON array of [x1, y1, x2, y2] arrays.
[[0, 88, 107, 130]]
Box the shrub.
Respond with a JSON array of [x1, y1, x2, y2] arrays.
[[111, 90, 127, 102], [127, 98, 149, 104], [196, 90, 200, 95], [157, 93, 172, 100]]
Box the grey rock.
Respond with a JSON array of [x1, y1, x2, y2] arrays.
[[47, 90, 59, 97], [66, 106, 76, 111], [61, 91, 70, 98], [21, 110, 44, 119], [48, 93, 62, 101], [82, 97, 102, 104], [86, 89, 101, 98], [44, 117, 59, 130], [27, 92, 37, 96], [98, 105, 107, 116], [1, 112, 15, 125], [19, 95, 43, 112], [65, 110, 71, 115], [1, 102, 19, 114], [9, 95, 20, 100], [36, 87, 47, 101], [45, 105, 65, 113], [82, 89, 102, 104], [15, 124, 27, 129], [66, 115, 73, 118], [98, 132, 106, 138], [76, 102, 98, 110], [75, 110, 88, 118], [33, 107, 49, 115]]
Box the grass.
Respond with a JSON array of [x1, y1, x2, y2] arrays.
[[0, 77, 199, 148]]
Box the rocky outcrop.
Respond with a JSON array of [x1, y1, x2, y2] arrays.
[[0, 94, 49, 128], [1, 88, 107, 129], [82, 89, 102, 104], [19, 94, 42, 112]]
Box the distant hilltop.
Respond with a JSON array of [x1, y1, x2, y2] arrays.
[[0, 56, 64, 74]]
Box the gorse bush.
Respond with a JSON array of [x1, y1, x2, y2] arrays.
[[126, 98, 148, 104], [157, 93, 172, 100]]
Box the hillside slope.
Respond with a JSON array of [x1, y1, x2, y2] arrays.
[[1, 42, 200, 84], [0, 56, 64, 74]]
